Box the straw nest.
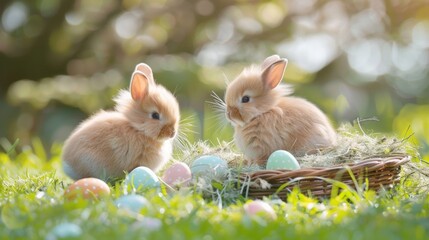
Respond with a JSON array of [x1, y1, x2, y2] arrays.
[[168, 123, 428, 201]]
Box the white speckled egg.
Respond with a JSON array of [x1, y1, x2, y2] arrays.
[[162, 162, 192, 187], [243, 200, 277, 220], [124, 166, 160, 190], [266, 150, 300, 170], [190, 155, 228, 177], [64, 178, 110, 201], [115, 194, 150, 213]]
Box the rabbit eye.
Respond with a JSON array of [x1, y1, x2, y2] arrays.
[[151, 112, 160, 120], [241, 96, 250, 103]]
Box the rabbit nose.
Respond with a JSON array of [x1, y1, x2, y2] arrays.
[[227, 107, 237, 117], [169, 129, 176, 138], [226, 107, 233, 118], [226, 106, 243, 123], [159, 125, 176, 139]]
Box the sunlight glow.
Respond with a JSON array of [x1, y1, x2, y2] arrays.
[[1, 2, 28, 32]]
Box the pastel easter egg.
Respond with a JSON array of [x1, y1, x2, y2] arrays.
[[64, 178, 110, 201], [48, 223, 82, 239], [243, 200, 277, 220], [115, 194, 150, 213], [266, 150, 300, 170], [190, 155, 228, 177], [132, 217, 162, 231], [125, 166, 160, 190], [162, 162, 192, 187]]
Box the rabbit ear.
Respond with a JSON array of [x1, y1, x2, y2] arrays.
[[130, 71, 150, 101], [261, 58, 288, 90], [135, 63, 155, 85], [261, 55, 281, 69]]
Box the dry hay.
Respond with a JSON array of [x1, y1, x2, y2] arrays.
[[297, 123, 414, 168], [174, 123, 416, 169]]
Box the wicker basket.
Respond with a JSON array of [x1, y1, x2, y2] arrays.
[[240, 154, 410, 200]]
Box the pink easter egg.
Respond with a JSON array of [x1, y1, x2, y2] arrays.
[[162, 162, 192, 187], [243, 200, 277, 220]]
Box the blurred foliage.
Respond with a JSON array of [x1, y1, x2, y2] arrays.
[[0, 0, 429, 159]]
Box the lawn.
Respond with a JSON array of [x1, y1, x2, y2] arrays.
[[1, 139, 429, 240]]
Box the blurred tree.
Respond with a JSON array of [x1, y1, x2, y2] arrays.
[[0, 0, 236, 93], [0, 0, 428, 158]]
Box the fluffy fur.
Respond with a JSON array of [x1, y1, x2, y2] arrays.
[[224, 55, 336, 165], [62, 63, 180, 180]]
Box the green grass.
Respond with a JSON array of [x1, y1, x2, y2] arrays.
[[1, 141, 429, 240]]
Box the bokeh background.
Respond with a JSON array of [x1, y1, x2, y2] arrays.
[[1, 0, 428, 160]]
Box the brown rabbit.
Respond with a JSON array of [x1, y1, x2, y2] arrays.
[[62, 63, 180, 180], [224, 55, 336, 165]]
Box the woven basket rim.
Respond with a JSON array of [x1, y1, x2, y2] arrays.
[[240, 154, 411, 199], [242, 154, 411, 179]]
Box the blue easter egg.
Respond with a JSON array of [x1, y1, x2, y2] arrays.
[[115, 194, 149, 212], [190, 155, 228, 177], [49, 223, 82, 238], [266, 150, 300, 170], [125, 166, 160, 190]]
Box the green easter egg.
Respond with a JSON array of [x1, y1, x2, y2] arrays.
[[266, 150, 300, 170], [125, 166, 160, 190]]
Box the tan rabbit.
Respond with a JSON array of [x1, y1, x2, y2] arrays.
[[224, 55, 336, 165], [62, 63, 180, 180]]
